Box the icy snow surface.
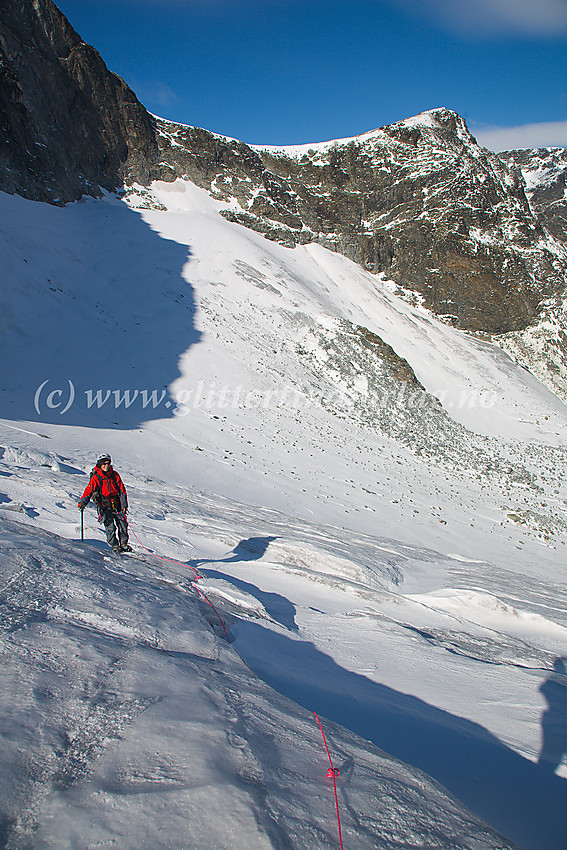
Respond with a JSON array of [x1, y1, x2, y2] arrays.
[[0, 181, 566, 849]]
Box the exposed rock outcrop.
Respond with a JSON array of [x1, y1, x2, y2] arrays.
[[0, 0, 158, 202], [155, 110, 566, 334], [499, 147, 567, 246], [488, 147, 567, 400]]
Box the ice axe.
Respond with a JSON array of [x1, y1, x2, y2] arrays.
[[80, 506, 84, 541]]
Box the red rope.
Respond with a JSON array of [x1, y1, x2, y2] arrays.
[[313, 712, 344, 849], [192, 583, 231, 642], [123, 515, 230, 641], [125, 520, 202, 580], [124, 523, 343, 841]]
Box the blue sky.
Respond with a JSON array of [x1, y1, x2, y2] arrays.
[[56, 0, 567, 150]]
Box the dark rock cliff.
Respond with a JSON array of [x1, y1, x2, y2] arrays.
[[0, 0, 158, 202]]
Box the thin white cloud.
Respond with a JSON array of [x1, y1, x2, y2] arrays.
[[129, 81, 179, 108], [389, 0, 567, 36], [473, 120, 567, 151]]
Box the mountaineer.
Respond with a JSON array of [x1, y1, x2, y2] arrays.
[[78, 453, 132, 553]]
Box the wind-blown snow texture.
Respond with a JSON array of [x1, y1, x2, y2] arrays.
[[0, 516, 515, 850], [0, 180, 566, 849]]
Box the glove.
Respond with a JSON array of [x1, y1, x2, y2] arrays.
[[78, 498, 88, 510]]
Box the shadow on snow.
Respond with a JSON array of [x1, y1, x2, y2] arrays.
[[185, 534, 567, 847], [189, 537, 299, 633], [231, 620, 567, 850], [0, 193, 200, 429], [538, 657, 567, 776]]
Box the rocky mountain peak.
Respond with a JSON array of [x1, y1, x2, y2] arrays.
[[384, 106, 472, 142], [152, 106, 564, 334]]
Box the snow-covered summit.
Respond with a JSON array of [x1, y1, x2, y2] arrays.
[[251, 108, 469, 158]]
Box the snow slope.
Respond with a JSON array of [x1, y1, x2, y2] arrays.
[[1, 181, 566, 849], [0, 514, 515, 850]]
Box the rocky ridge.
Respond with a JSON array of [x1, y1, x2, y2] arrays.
[[154, 111, 567, 336], [150, 112, 567, 396]]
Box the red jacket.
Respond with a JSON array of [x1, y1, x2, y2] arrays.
[[80, 465, 128, 512]]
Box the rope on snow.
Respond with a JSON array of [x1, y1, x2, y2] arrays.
[[123, 514, 230, 642], [313, 711, 344, 849]]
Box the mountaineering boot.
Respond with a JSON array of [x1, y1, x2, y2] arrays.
[[120, 543, 133, 552]]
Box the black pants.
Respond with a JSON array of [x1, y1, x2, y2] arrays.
[[101, 508, 128, 548]]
